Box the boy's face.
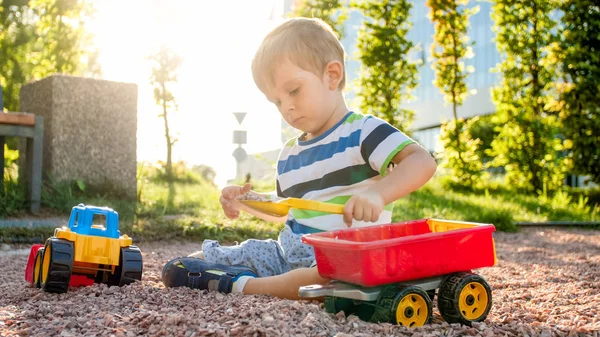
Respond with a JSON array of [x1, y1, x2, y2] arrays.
[[261, 59, 339, 139]]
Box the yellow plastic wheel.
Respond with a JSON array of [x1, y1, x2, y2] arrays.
[[33, 248, 43, 288], [459, 282, 489, 320], [438, 272, 492, 325], [41, 243, 51, 285], [392, 286, 432, 327]]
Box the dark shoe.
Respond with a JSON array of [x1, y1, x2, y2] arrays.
[[162, 257, 256, 293]]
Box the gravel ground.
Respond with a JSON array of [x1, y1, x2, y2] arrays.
[[1, 227, 598, 337]]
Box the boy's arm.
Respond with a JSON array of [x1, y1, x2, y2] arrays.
[[343, 144, 436, 225], [373, 143, 436, 205]]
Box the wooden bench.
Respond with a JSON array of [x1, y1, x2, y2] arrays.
[[0, 88, 44, 214]]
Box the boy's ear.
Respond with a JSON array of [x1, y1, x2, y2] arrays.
[[324, 60, 343, 90]]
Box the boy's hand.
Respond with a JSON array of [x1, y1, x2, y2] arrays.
[[343, 191, 385, 227], [220, 183, 252, 219]]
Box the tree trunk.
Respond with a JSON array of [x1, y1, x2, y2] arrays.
[[529, 1, 542, 192], [450, 28, 464, 168], [161, 82, 173, 184]]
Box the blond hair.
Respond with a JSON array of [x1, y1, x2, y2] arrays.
[[252, 17, 346, 91]]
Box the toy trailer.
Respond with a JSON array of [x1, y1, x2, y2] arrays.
[[25, 204, 143, 293], [299, 218, 496, 327]]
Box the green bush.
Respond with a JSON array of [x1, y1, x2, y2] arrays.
[[41, 176, 87, 213], [467, 114, 498, 165], [1, 148, 27, 217], [568, 187, 600, 208], [0, 179, 28, 217], [439, 118, 487, 189]]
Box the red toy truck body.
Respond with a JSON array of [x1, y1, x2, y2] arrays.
[[302, 218, 497, 287], [299, 218, 497, 327]]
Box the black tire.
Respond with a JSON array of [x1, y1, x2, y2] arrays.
[[33, 248, 44, 288], [438, 272, 492, 325], [391, 286, 433, 327], [109, 246, 143, 286], [40, 238, 74, 293]]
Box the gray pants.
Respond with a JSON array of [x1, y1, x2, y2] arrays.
[[201, 225, 315, 277]]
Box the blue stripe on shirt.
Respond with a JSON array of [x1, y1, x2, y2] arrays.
[[286, 218, 325, 234], [277, 129, 362, 175]]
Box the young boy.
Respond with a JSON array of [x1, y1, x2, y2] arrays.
[[162, 18, 437, 300]]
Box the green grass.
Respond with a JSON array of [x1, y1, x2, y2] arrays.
[[393, 181, 600, 231], [129, 180, 282, 242], [1, 176, 598, 243], [0, 179, 283, 243], [393, 179, 599, 232]]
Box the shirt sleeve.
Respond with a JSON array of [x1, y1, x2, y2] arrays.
[[359, 116, 416, 176]]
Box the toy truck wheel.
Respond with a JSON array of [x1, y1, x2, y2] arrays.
[[40, 238, 74, 293], [109, 246, 143, 286], [392, 286, 433, 327], [33, 248, 44, 288], [438, 272, 492, 325]]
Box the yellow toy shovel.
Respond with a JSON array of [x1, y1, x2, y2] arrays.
[[239, 197, 345, 217]]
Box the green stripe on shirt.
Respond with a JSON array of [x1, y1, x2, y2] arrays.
[[380, 140, 415, 176], [343, 112, 365, 124]]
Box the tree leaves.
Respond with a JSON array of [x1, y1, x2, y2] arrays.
[[291, 0, 347, 39], [0, 0, 97, 112], [355, 0, 418, 133], [551, 0, 600, 185], [428, 0, 482, 188], [489, 0, 569, 192]]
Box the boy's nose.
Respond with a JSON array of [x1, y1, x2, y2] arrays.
[[282, 102, 294, 115]]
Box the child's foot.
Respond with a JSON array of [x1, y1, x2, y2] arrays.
[[162, 257, 256, 294]]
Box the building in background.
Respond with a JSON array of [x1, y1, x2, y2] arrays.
[[289, 0, 500, 154], [335, 0, 500, 154], [405, 0, 499, 154]]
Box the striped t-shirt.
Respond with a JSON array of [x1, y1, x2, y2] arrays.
[[276, 111, 415, 234]]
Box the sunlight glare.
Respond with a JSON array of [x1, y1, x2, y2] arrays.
[[87, 0, 286, 187]]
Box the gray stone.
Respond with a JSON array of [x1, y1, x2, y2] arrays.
[[19, 75, 138, 199]]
